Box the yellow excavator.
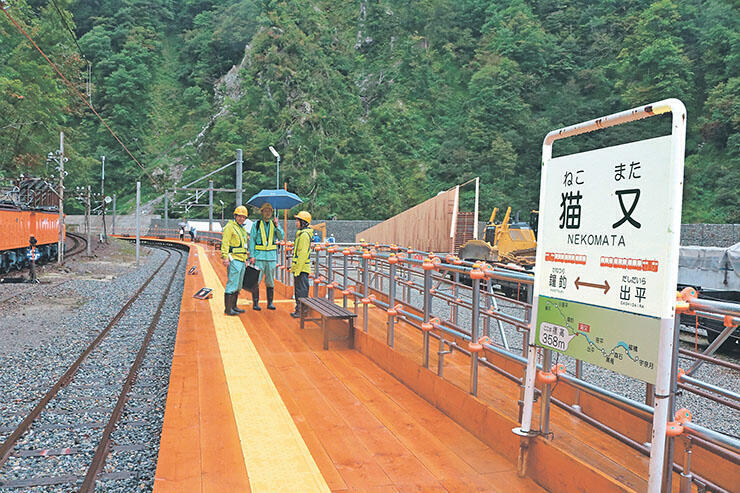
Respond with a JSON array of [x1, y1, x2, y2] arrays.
[[458, 207, 537, 268], [310, 222, 327, 241]]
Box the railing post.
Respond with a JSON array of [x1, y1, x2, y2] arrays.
[[679, 436, 693, 493], [539, 348, 552, 434], [519, 287, 534, 423], [573, 359, 582, 412], [422, 268, 432, 369], [362, 256, 369, 332], [387, 261, 396, 347], [313, 247, 320, 297], [453, 271, 459, 326], [342, 253, 349, 309], [327, 249, 334, 301], [662, 316, 682, 491], [483, 279, 490, 338], [470, 273, 481, 396]]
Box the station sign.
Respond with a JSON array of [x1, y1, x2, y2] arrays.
[[534, 135, 680, 384]]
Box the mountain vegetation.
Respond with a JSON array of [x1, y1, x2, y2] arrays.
[[1, 0, 738, 222]]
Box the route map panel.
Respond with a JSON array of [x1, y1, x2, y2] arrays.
[[536, 296, 659, 383]]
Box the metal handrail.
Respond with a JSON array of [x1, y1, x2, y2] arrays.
[[303, 242, 740, 464]]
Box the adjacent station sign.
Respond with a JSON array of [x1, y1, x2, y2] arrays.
[[534, 135, 679, 384]]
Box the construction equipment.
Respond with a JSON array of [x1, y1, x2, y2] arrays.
[[310, 222, 327, 241], [458, 207, 537, 268]]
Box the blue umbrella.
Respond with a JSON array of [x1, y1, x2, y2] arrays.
[[246, 189, 303, 210]]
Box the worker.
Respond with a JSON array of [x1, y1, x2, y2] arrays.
[[248, 203, 284, 311], [312, 229, 321, 243], [178, 225, 184, 240], [189, 225, 196, 242], [327, 233, 336, 244], [290, 210, 313, 318], [221, 206, 250, 316]]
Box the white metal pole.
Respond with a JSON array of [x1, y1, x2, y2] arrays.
[[236, 149, 243, 205], [86, 186, 91, 255], [112, 194, 116, 235], [208, 180, 214, 232], [135, 181, 141, 264], [276, 155, 280, 190], [101, 156, 107, 242], [57, 132, 64, 264], [647, 100, 687, 493], [518, 135, 552, 436], [473, 176, 480, 239]]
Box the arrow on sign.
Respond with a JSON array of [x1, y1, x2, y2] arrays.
[[575, 277, 610, 294]]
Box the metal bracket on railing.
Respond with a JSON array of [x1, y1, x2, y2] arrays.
[[437, 338, 453, 377]]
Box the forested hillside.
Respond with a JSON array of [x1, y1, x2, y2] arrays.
[[1, 0, 738, 221]]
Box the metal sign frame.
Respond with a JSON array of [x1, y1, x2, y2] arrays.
[[516, 99, 686, 493]]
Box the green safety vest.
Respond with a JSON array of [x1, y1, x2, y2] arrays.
[[254, 220, 277, 251]]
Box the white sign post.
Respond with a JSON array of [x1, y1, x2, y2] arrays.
[[515, 99, 686, 493]]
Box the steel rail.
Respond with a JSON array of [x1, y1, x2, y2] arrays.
[[0, 247, 172, 467], [79, 243, 185, 491], [65, 232, 89, 260]]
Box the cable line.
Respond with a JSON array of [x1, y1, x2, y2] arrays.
[[48, 0, 84, 60], [1, 4, 161, 190]]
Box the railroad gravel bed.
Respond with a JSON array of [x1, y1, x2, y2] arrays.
[[0, 242, 185, 491]]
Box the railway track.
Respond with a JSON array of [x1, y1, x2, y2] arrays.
[[0, 242, 186, 490], [64, 232, 89, 260]]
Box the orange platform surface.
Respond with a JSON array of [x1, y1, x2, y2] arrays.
[[153, 243, 545, 492]]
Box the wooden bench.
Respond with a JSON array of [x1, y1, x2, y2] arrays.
[[298, 297, 357, 350]]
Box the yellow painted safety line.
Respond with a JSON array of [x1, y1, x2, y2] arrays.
[[197, 246, 330, 492]]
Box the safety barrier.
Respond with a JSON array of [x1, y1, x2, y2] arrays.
[[274, 240, 739, 492]]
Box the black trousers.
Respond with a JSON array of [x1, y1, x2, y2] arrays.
[[294, 272, 309, 311]]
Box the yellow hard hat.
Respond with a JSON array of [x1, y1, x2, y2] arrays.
[[295, 210, 312, 224], [259, 203, 273, 213], [234, 205, 248, 216]]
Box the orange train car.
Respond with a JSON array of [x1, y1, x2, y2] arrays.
[[0, 207, 62, 272]]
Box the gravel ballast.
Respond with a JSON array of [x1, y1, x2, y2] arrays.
[[0, 240, 186, 491]]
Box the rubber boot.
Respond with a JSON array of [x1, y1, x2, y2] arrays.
[[266, 287, 276, 310], [252, 286, 261, 311], [224, 292, 231, 315], [232, 292, 245, 313], [224, 293, 239, 316]]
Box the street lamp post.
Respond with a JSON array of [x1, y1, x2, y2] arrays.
[[269, 146, 280, 190]]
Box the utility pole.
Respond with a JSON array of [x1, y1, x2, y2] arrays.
[[86, 185, 92, 255], [101, 155, 107, 243], [135, 182, 140, 264], [112, 194, 117, 235], [208, 180, 214, 232], [56, 132, 65, 264], [236, 149, 243, 206], [164, 190, 169, 233]]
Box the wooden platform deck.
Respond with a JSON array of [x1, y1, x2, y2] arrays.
[[153, 243, 544, 492]]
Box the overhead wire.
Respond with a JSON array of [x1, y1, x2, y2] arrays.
[[48, 0, 84, 60], [0, 4, 161, 190]]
